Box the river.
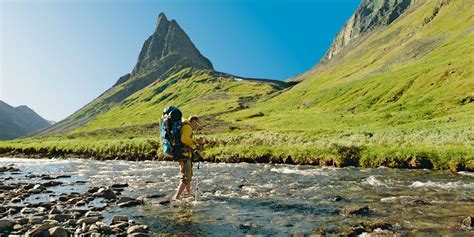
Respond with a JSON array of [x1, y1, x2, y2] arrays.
[[1, 157, 473, 235]]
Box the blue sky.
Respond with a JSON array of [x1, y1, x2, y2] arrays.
[[1, 0, 360, 121]]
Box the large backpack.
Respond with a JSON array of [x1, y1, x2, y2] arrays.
[[160, 106, 183, 159]]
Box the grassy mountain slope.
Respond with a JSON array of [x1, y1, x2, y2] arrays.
[[211, 0, 473, 169], [70, 68, 283, 134]]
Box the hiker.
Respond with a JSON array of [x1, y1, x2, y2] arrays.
[[173, 115, 204, 200]]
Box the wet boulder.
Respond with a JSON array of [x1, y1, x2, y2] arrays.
[[64, 219, 76, 227], [11, 197, 22, 203], [55, 175, 72, 179], [29, 188, 43, 194], [26, 221, 59, 236], [87, 187, 100, 194], [461, 216, 473, 229], [39, 202, 54, 209], [49, 208, 62, 215], [117, 197, 142, 207], [67, 197, 82, 204], [29, 215, 47, 225], [95, 222, 113, 235], [48, 226, 68, 237], [84, 211, 102, 218], [77, 217, 99, 225], [14, 217, 29, 225], [111, 222, 129, 231], [0, 185, 16, 191], [137, 193, 165, 200], [13, 224, 23, 231], [57, 196, 68, 202], [94, 188, 116, 200], [21, 207, 37, 215], [75, 200, 87, 206], [330, 196, 344, 202], [127, 225, 149, 235], [0, 219, 15, 233], [88, 223, 100, 232], [129, 233, 149, 237], [49, 214, 73, 223], [112, 215, 128, 224]]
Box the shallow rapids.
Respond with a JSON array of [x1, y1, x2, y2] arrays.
[[1, 157, 473, 235]]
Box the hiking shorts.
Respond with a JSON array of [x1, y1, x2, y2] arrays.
[[178, 159, 193, 185]]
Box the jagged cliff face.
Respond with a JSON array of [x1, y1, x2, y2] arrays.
[[322, 0, 412, 63], [132, 13, 213, 76]]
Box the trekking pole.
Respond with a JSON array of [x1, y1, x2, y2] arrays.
[[194, 147, 202, 202], [195, 161, 199, 202]]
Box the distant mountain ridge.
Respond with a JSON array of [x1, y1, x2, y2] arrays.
[[0, 100, 51, 140]]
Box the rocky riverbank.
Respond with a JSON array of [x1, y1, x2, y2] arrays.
[[0, 164, 165, 236], [1, 158, 473, 236]]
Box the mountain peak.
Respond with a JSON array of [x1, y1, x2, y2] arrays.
[[156, 12, 169, 30], [132, 13, 213, 75], [321, 0, 412, 63]]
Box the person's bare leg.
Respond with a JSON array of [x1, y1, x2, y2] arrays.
[[174, 182, 187, 200], [185, 183, 191, 193]]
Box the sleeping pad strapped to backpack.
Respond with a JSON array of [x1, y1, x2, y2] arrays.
[[160, 106, 183, 160]]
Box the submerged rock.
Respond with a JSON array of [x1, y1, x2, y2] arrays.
[[369, 221, 392, 231], [43, 181, 63, 187], [340, 205, 371, 216], [111, 183, 128, 189]]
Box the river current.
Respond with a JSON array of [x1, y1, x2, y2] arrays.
[[1, 157, 473, 235]]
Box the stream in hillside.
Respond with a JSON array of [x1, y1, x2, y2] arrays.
[[1, 157, 473, 236]]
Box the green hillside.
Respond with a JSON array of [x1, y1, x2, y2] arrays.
[[215, 0, 473, 169], [1, 0, 472, 171], [72, 68, 283, 134]]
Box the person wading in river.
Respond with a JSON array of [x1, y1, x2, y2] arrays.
[[173, 115, 203, 200]]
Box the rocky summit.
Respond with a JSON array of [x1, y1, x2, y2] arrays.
[[131, 13, 213, 76]]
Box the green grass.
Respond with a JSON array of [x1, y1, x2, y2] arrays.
[[1, 0, 472, 171]]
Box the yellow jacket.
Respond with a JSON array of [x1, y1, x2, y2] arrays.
[[180, 121, 196, 158]]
